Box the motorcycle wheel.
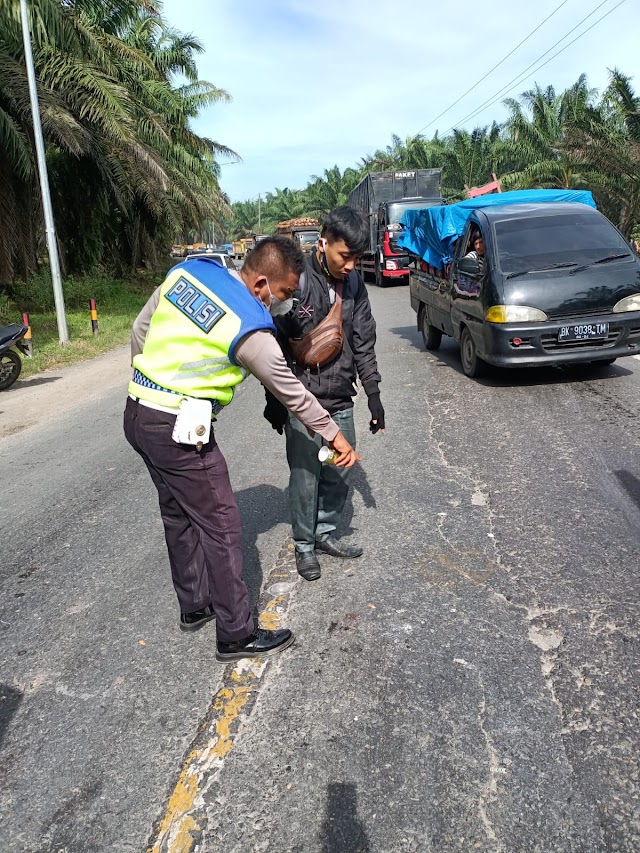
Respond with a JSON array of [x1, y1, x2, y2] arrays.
[[0, 350, 22, 390]]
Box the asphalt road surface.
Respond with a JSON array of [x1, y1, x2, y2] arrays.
[[1, 285, 639, 853]]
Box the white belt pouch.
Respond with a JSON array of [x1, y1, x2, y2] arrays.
[[172, 397, 212, 447]]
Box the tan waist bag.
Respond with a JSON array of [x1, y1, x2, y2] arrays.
[[288, 282, 343, 368]]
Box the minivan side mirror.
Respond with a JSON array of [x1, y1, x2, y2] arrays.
[[457, 256, 482, 278]]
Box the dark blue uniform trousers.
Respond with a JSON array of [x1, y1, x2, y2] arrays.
[[124, 397, 253, 642]]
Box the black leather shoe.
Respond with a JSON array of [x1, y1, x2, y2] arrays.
[[179, 605, 215, 632], [216, 628, 294, 662], [296, 550, 321, 581], [315, 536, 363, 558]]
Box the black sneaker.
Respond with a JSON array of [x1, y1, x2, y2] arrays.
[[216, 628, 294, 662], [179, 605, 215, 632]]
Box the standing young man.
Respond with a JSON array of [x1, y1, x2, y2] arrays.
[[264, 207, 385, 581]]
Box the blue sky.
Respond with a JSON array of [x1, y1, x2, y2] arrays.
[[161, 0, 638, 202]]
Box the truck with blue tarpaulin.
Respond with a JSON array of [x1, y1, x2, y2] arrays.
[[400, 189, 640, 377]]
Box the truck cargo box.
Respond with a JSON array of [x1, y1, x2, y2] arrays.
[[349, 169, 442, 253]]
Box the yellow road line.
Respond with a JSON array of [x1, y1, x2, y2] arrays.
[[147, 543, 297, 853]]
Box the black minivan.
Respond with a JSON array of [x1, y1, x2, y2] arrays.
[[409, 202, 640, 377]]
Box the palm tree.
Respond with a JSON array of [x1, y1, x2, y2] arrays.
[[0, 0, 234, 281], [358, 128, 500, 199], [262, 188, 305, 228], [400, 134, 444, 170], [230, 200, 260, 238], [565, 70, 640, 236], [305, 165, 361, 217], [499, 76, 595, 190], [359, 134, 407, 172], [436, 125, 501, 199]]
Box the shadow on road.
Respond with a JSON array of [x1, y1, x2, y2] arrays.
[[319, 782, 370, 853], [0, 683, 23, 749], [614, 470, 640, 512], [388, 324, 421, 347], [336, 464, 376, 541], [389, 324, 634, 387], [10, 376, 62, 390], [235, 483, 289, 605], [235, 468, 375, 602], [34, 777, 105, 853]]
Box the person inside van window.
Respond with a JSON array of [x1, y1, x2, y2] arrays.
[[464, 231, 485, 262]]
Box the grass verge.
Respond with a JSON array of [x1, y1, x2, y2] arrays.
[[1, 268, 171, 378], [19, 294, 147, 377]]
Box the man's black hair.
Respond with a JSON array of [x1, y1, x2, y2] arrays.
[[243, 235, 305, 278], [321, 206, 369, 255]]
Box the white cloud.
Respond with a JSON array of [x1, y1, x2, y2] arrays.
[[162, 0, 639, 201]]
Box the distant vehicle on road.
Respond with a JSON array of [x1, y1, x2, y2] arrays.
[[276, 218, 320, 255], [232, 238, 255, 260], [348, 169, 444, 287], [185, 250, 238, 272], [404, 190, 640, 378]]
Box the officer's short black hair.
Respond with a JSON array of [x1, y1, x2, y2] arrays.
[[321, 206, 369, 255], [243, 236, 305, 279]]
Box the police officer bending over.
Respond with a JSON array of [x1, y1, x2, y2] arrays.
[[125, 237, 359, 663]]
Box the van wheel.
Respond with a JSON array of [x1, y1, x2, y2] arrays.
[[597, 358, 616, 366], [459, 327, 485, 378], [420, 308, 442, 350]]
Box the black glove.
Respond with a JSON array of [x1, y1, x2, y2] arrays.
[[263, 391, 288, 435], [367, 392, 385, 434]]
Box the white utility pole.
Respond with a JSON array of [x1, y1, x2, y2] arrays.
[[258, 195, 261, 231], [20, 0, 68, 344]]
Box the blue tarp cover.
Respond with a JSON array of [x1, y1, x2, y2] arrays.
[[398, 189, 597, 269]]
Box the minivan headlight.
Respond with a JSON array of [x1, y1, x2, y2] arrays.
[[485, 305, 549, 323], [613, 293, 640, 313]]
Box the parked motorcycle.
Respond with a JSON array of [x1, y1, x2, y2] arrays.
[[0, 323, 31, 390]]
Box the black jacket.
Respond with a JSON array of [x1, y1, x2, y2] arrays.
[[273, 252, 381, 414]]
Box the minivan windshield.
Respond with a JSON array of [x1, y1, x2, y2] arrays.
[[494, 212, 632, 275]]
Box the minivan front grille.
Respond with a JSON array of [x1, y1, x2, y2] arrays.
[[540, 330, 619, 352]]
